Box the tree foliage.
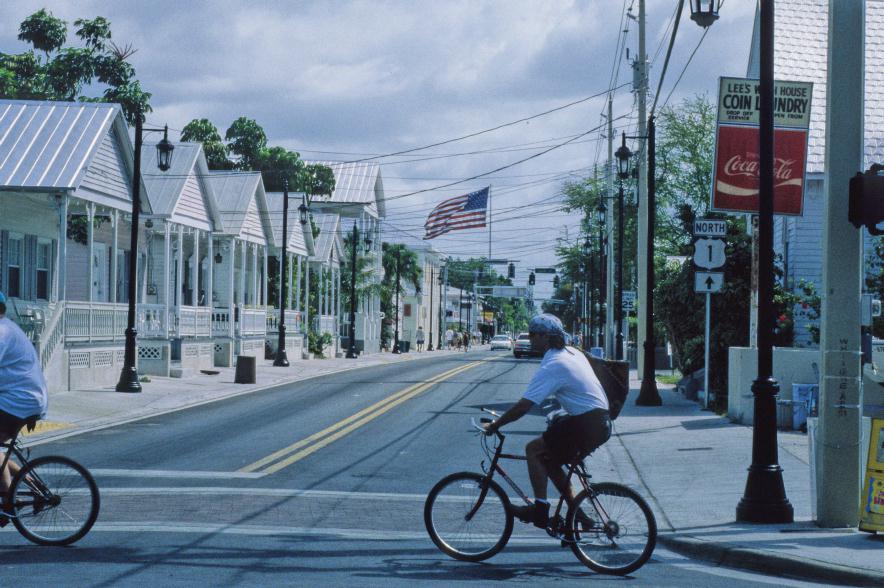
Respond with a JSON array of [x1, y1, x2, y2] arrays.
[[1, 9, 150, 124], [444, 258, 533, 334]]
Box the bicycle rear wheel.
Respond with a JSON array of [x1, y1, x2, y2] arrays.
[[10, 455, 100, 546], [424, 472, 513, 562], [567, 482, 656, 575]]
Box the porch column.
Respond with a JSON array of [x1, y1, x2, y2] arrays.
[[295, 255, 302, 316], [55, 194, 68, 303], [192, 228, 200, 308], [239, 240, 247, 307], [335, 267, 341, 340], [251, 243, 258, 308], [207, 234, 214, 308], [287, 253, 293, 310], [304, 262, 310, 333], [163, 222, 171, 336], [176, 225, 184, 335], [262, 247, 268, 307], [228, 238, 236, 338], [111, 209, 119, 304], [86, 202, 95, 303]]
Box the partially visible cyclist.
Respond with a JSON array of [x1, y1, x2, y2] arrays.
[[482, 313, 610, 528], [0, 291, 48, 525]]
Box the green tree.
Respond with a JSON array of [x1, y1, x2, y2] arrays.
[[2, 9, 151, 123], [225, 116, 267, 170], [181, 118, 232, 170], [381, 243, 422, 349]]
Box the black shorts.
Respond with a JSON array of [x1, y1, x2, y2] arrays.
[[542, 408, 611, 467], [0, 410, 38, 438]]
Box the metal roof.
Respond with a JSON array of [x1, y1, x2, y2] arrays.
[[207, 170, 261, 235], [141, 142, 220, 231], [309, 212, 342, 265], [748, 0, 884, 173], [0, 99, 131, 192], [265, 191, 311, 257], [305, 160, 385, 218]]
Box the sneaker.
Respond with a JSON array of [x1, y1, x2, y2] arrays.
[[533, 500, 550, 529], [573, 508, 595, 531], [510, 503, 534, 523]]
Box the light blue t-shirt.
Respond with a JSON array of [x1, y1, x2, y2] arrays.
[[522, 346, 609, 415], [0, 317, 48, 419]]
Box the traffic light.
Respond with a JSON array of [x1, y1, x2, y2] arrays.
[[507, 263, 515, 279], [553, 275, 560, 289], [849, 166, 884, 235], [528, 272, 535, 286]]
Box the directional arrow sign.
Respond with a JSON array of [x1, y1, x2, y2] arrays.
[[694, 271, 724, 293], [693, 238, 726, 269]]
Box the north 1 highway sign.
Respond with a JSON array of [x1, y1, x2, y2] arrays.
[[695, 271, 724, 293], [693, 218, 727, 237], [693, 238, 726, 269]]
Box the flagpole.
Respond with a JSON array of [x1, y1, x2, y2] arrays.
[[487, 186, 492, 261]]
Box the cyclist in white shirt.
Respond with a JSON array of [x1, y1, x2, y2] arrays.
[[483, 313, 610, 528], [0, 291, 49, 525]]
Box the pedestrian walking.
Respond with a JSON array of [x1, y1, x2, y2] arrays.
[[445, 328, 454, 350], [416, 326, 425, 352]]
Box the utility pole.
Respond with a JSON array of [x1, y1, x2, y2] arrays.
[[817, 0, 864, 527], [606, 95, 615, 357], [427, 265, 435, 351], [443, 263, 449, 348], [635, 0, 649, 378]]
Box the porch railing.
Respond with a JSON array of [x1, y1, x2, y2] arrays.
[[176, 306, 212, 338], [313, 315, 336, 335], [65, 301, 128, 343], [266, 309, 303, 334], [37, 302, 65, 369], [212, 308, 232, 337], [239, 306, 267, 337], [137, 304, 168, 338]]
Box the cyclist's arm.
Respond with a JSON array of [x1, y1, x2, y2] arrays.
[[484, 398, 534, 433]]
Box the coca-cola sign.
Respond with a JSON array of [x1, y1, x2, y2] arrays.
[[712, 77, 812, 216]]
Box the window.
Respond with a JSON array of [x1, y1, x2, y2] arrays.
[[7, 237, 22, 298], [36, 241, 50, 300]]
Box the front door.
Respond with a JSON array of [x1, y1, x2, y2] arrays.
[[91, 242, 108, 302]]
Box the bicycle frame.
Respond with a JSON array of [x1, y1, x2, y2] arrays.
[[0, 428, 51, 517]]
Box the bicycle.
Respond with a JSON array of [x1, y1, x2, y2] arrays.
[[424, 409, 657, 575], [0, 423, 100, 546]]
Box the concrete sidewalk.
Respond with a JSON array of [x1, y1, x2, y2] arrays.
[[611, 374, 884, 587], [27, 346, 479, 445]]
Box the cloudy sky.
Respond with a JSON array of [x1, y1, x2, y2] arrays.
[[1, 1, 756, 300]]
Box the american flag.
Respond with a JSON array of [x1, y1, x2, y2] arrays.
[[424, 187, 489, 240]]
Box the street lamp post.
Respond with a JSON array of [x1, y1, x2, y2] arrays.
[[615, 133, 633, 361], [736, 0, 794, 524], [116, 117, 174, 393], [437, 269, 445, 350], [427, 266, 435, 351], [596, 202, 607, 349], [345, 220, 371, 359], [392, 248, 402, 354], [582, 238, 591, 350]]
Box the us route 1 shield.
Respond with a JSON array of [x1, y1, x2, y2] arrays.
[[693, 238, 726, 269], [695, 271, 724, 293]]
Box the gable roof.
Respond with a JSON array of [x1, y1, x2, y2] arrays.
[[141, 141, 220, 231], [207, 170, 274, 245], [309, 212, 343, 265], [0, 99, 147, 210], [265, 191, 312, 257], [305, 160, 385, 218], [747, 1, 884, 173]]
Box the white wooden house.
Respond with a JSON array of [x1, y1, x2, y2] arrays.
[[747, 0, 884, 346], [307, 161, 385, 354], [0, 99, 149, 391], [206, 171, 275, 364], [265, 190, 315, 359], [137, 142, 222, 376], [309, 212, 344, 357]]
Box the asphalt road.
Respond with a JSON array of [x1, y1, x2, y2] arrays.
[[1, 351, 833, 587]]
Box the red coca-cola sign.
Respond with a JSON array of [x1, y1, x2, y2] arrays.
[[712, 124, 808, 215]]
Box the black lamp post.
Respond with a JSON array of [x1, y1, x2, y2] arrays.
[[437, 269, 445, 350], [596, 202, 607, 349], [736, 0, 793, 524], [427, 267, 435, 351], [582, 238, 591, 349], [346, 220, 371, 358], [392, 248, 402, 354], [116, 118, 173, 393], [275, 170, 317, 367], [615, 133, 633, 361], [689, 0, 721, 28]]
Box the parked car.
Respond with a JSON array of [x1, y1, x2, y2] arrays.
[[513, 332, 536, 358], [490, 334, 512, 350]]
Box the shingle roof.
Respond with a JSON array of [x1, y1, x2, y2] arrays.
[[305, 160, 385, 218], [748, 1, 884, 172], [265, 191, 310, 257], [0, 100, 130, 191]]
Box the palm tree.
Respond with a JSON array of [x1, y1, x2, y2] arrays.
[[381, 243, 422, 352]]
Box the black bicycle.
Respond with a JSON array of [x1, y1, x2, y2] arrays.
[[424, 409, 656, 575], [1, 424, 100, 545]]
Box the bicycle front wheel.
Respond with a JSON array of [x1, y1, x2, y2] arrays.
[[424, 472, 513, 562], [10, 455, 100, 546], [567, 482, 656, 575]]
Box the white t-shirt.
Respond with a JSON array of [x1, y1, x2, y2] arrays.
[[522, 346, 608, 416], [0, 317, 48, 419]]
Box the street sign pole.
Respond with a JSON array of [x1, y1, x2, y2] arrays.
[[704, 291, 711, 409]]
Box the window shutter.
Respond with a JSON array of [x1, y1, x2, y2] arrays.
[[51, 239, 57, 302], [0, 230, 7, 293], [25, 235, 38, 300]]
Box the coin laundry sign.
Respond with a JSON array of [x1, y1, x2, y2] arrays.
[[712, 76, 813, 216]]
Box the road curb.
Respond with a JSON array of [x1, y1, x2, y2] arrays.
[[26, 350, 482, 447], [658, 533, 884, 587]]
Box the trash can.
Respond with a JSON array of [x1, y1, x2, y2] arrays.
[[397, 340, 410, 353], [235, 355, 257, 384]]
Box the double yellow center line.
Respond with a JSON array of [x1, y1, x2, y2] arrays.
[[240, 358, 490, 475]]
